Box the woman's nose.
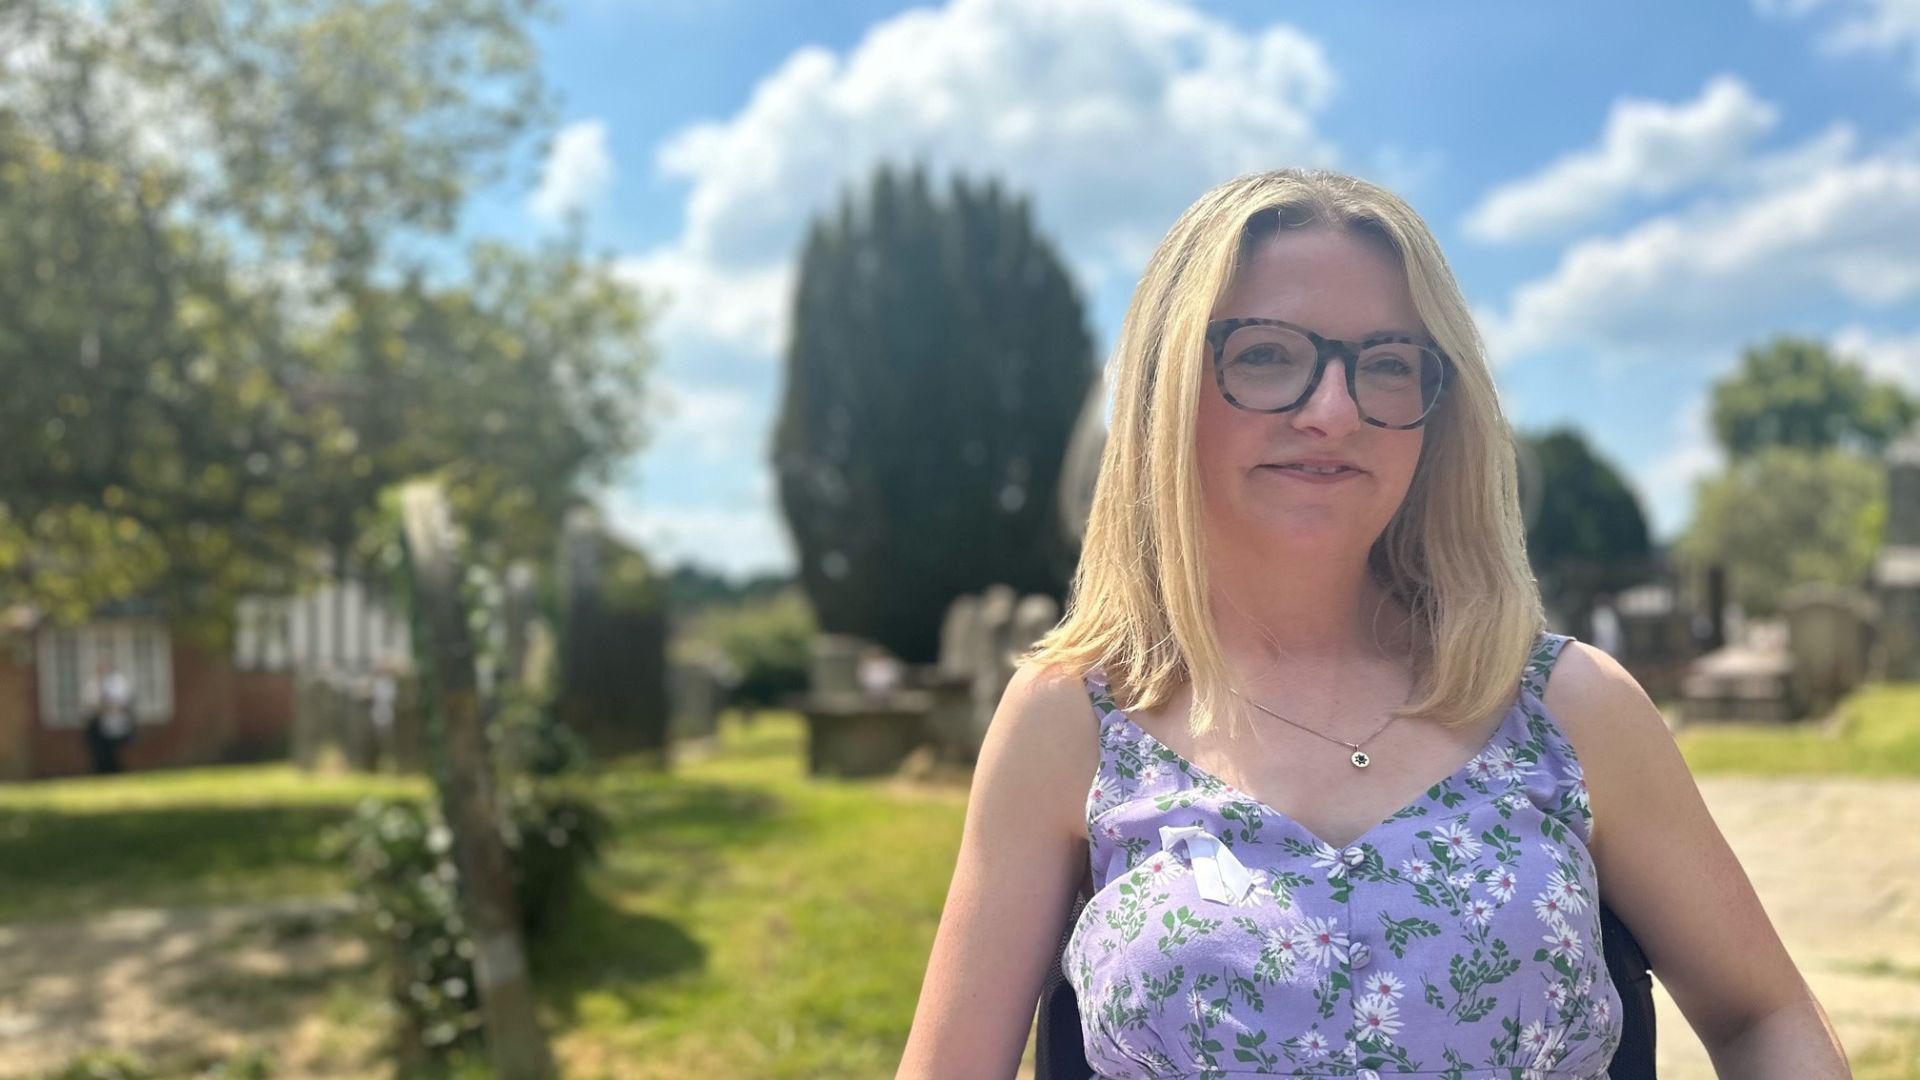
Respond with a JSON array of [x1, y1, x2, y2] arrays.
[[1291, 360, 1363, 435]]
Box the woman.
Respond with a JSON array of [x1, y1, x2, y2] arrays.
[[896, 169, 1847, 1078]]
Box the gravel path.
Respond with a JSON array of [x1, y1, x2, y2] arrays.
[[0, 894, 385, 1079], [1653, 775, 1920, 1078]]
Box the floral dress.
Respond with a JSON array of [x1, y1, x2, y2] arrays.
[[1063, 631, 1622, 1078]]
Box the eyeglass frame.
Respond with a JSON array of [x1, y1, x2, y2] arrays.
[[1204, 316, 1454, 430]]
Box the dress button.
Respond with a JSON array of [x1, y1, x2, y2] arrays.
[[1350, 940, 1372, 970], [1341, 845, 1366, 867]]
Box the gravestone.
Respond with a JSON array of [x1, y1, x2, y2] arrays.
[[920, 595, 984, 765], [1010, 594, 1062, 664], [937, 594, 982, 681], [799, 635, 930, 777], [554, 507, 670, 761], [970, 585, 1020, 751], [1874, 422, 1920, 679], [1781, 584, 1878, 719], [1680, 619, 1795, 723]]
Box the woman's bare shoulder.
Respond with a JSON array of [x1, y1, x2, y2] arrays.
[[1539, 640, 1685, 849], [975, 661, 1104, 841]]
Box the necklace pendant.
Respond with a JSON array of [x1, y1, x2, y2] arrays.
[[1350, 749, 1371, 769]]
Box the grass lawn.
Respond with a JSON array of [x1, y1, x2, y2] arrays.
[[1673, 682, 1920, 777], [0, 713, 975, 1079], [2, 681, 1914, 1077]]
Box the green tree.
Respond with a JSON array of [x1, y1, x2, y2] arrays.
[[773, 163, 1096, 662], [1678, 447, 1885, 616], [1710, 335, 1916, 459], [0, 0, 654, 637], [1517, 427, 1653, 627]]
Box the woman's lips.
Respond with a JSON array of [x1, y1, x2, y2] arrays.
[[1258, 463, 1363, 484]]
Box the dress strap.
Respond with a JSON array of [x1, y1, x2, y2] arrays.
[[1519, 630, 1575, 700]]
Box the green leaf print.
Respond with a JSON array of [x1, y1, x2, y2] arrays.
[[1142, 964, 1187, 1007], [1232, 1028, 1280, 1068], [1157, 905, 1223, 954], [1219, 799, 1267, 846], [1225, 969, 1264, 1012], [1378, 912, 1444, 958], [1312, 970, 1349, 1019], [1445, 939, 1519, 1022], [1484, 823, 1522, 862]]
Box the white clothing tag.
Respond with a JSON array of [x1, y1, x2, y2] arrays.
[[1158, 824, 1255, 904]]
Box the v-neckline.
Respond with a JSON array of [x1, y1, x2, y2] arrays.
[[1100, 685, 1522, 854]]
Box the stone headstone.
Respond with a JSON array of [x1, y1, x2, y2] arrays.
[[810, 634, 868, 696], [968, 585, 1020, 750], [1010, 593, 1062, 660], [1781, 583, 1877, 719], [1681, 619, 1795, 724], [937, 594, 982, 680], [1874, 422, 1920, 679]]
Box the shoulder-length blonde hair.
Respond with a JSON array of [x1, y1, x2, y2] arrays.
[[1020, 168, 1545, 738]]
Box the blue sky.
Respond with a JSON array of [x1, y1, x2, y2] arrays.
[[465, 0, 1920, 580]]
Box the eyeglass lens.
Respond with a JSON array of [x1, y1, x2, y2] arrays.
[[1219, 324, 1442, 425]]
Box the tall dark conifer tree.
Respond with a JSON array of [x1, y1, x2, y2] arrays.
[[774, 163, 1095, 662]]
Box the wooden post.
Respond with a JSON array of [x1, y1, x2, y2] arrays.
[[397, 481, 557, 1080]]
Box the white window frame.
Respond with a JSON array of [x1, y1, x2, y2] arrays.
[[35, 618, 174, 729]]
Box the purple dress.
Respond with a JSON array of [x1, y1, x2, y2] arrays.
[[1064, 631, 1621, 1078]]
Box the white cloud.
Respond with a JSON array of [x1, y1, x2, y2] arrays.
[[654, 378, 761, 463], [1638, 392, 1726, 541], [1831, 323, 1920, 392], [608, 0, 1346, 576], [530, 119, 615, 223], [1463, 76, 1779, 243], [627, 0, 1339, 355], [1757, 0, 1920, 87], [613, 246, 792, 358], [600, 489, 794, 581], [1485, 148, 1920, 362]]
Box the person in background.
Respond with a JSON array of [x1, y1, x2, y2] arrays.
[[1590, 591, 1623, 658], [83, 658, 136, 774], [369, 656, 400, 772]]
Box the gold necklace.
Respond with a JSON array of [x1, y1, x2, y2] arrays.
[[1226, 686, 1403, 769]]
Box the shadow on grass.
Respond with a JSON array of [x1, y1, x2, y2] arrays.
[[527, 778, 786, 1026], [0, 802, 390, 923]]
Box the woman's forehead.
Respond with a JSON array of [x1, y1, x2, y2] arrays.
[[1218, 228, 1422, 337]]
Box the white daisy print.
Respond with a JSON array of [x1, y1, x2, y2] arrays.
[[1261, 926, 1308, 983], [1531, 1024, 1569, 1068], [1487, 867, 1519, 902], [1532, 889, 1571, 925], [1464, 897, 1496, 927], [1354, 994, 1402, 1040], [1519, 1019, 1551, 1057], [1546, 867, 1590, 913], [1136, 850, 1187, 888], [1400, 856, 1434, 882], [1543, 924, 1583, 962], [1297, 914, 1350, 966], [1433, 821, 1482, 861], [1363, 971, 1406, 1001], [1543, 983, 1567, 1010], [1292, 1028, 1332, 1060], [1310, 841, 1350, 880], [1448, 869, 1477, 890]]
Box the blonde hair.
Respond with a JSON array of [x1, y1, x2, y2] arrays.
[[1020, 168, 1545, 737]]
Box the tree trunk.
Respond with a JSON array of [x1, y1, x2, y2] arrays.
[[398, 481, 557, 1080]]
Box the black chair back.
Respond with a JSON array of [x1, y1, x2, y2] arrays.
[[1036, 888, 1657, 1079]]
